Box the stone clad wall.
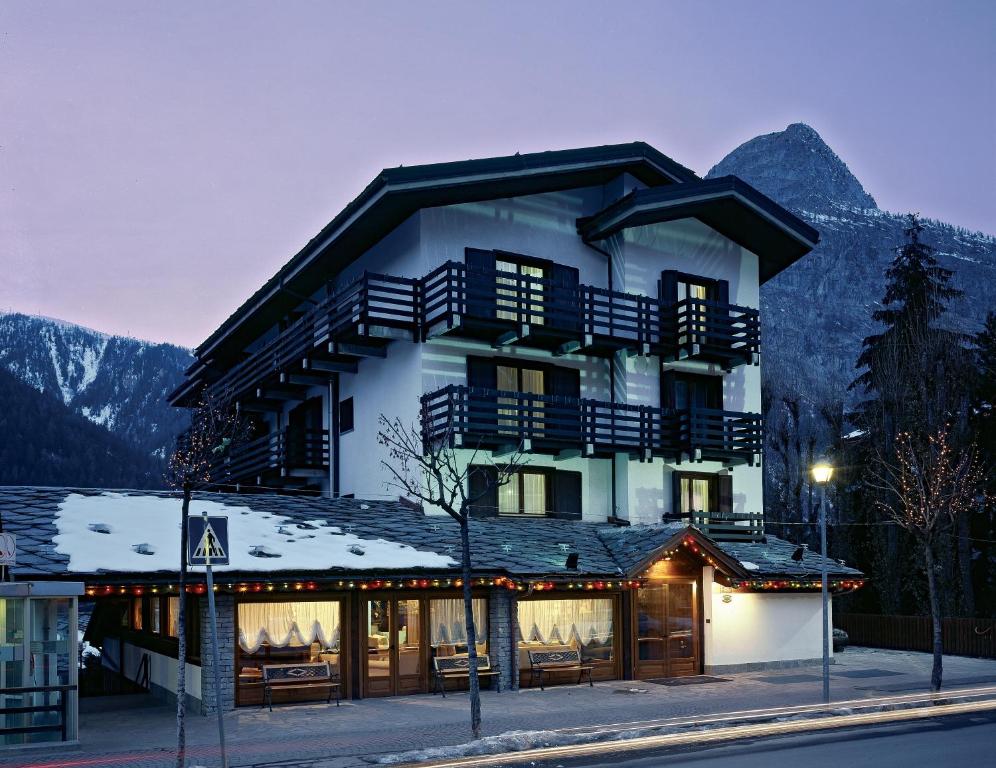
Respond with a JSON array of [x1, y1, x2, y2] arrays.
[[487, 588, 518, 691], [200, 594, 236, 714]]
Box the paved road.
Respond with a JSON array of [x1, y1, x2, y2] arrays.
[[513, 710, 996, 768]]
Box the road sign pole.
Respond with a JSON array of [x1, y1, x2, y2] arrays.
[[202, 512, 228, 768]]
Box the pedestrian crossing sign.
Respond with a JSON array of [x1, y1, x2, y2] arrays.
[[187, 515, 230, 566]]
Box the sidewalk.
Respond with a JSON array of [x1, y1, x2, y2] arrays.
[[5, 648, 996, 768]]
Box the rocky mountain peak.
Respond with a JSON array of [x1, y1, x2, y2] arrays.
[[706, 122, 877, 214]]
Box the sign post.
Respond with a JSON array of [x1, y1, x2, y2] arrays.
[[189, 513, 229, 768]]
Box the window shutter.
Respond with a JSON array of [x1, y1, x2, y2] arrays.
[[468, 465, 499, 518], [552, 470, 582, 520], [717, 474, 733, 515], [661, 369, 678, 410], [716, 279, 730, 305], [549, 366, 581, 399], [550, 264, 581, 332], [465, 248, 497, 320], [660, 270, 679, 303], [670, 472, 683, 519], [466, 357, 497, 391], [465, 247, 496, 274]]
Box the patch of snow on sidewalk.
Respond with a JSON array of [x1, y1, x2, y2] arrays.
[[54, 493, 456, 573]]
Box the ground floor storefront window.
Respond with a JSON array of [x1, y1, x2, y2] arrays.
[[236, 599, 342, 706], [517, 597, 618, 685]]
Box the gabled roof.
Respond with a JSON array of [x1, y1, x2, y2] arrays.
[[196, 143, 699, 365], [578, 176, 820, 283], [0, 487, 862, 584]]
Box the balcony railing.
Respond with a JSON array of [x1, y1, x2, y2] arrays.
[[201, 272, 419, 404], [660, 298, 760, 366], [211, 428, 329, 485], [182, 263, 760, 407], [420, 385, 762, 464], [665, 511, 765, 542]]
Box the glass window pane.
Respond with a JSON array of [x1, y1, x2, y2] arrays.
[[366, 600, 390, 680], [496, 260, 518, 321], [522, 473, 546, 515], [691, 479, 710, 513], [167, 598, 180, 638], [679, 478, 690, 515], [497, 365, 518, 432], [499, 476, 519, 515], [520, 368, 544, 395], [517, 598, 614, 663], [636, 585, 665, 660], [429, 599, 488, 651], [151, 599, 161, 634], [397, 600, 420, 677], [521, 264, 545, 325], [132, 598, 143, 631]]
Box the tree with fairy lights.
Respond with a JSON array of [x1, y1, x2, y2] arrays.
[[869, 423, 988, 691], [166, 393, 250, 768], [378, 410, 526, 739]]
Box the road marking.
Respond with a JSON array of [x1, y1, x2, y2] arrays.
[[407, 697, 996, 768]]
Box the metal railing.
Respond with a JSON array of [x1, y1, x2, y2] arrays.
[[420, 386, 762, 462], [0, 684, 76, 743]]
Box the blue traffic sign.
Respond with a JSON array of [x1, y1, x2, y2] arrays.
[[187, 515, 229, 566]]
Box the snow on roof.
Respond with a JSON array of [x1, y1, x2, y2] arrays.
[[54, 493, 456, 573]]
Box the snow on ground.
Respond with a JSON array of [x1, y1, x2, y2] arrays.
[[54, 493, 456, 573]]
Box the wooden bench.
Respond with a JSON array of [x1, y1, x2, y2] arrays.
[[432, 654, 501, 697], [527, 649, 593, 690], [262, 661, 339, 711]]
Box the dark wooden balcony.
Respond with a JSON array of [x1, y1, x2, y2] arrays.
[[420, 261, 759, 365], [659, 298, 760, 367], [421, 262, 582, 352], [197, 272, 419, 408], [212, 427, 330, 488], [420, 385, 762, 464], [664, 511, 765, 542]]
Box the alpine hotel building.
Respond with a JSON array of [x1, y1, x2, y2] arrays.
[[3, 143, 863, 713]]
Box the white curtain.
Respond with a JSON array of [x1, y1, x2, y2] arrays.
[[430, 599, 488, 645], [238, 601, 341, 654], [517, 599, 613, 645]]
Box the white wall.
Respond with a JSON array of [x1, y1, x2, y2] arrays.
[[702, 567, 832, 668], [121, 641, 202, 701], [337, 341, 424, 499]]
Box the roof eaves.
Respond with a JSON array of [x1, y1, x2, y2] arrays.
[[194, 143, 698, 360]]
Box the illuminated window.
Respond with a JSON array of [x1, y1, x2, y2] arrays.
[[167, 597, 180, 637], [151, 599, 161, 634], [131, 598, 143, 631]]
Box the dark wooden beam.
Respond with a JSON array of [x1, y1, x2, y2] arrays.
[[237, 400, 282, 413], [329, 341, 387, 358], [256, 387, 305, 402], [284, 372, 334, 388], [303, 358, 359, 375]]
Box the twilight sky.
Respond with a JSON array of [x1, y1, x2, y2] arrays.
[[1, 1, 993, 348]]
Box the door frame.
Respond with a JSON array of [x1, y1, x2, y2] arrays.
[[630, 578, 701, 679]]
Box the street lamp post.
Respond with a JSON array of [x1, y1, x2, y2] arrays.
[[811, 461, 834, 705]]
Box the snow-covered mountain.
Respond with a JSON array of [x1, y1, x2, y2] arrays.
[[708, 123, 996, 409], [0, 313, 192, 461]]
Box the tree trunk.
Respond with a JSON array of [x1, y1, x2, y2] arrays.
[[957, 512, 975, 616], [458, 513, 482, 739], [924, 541, 943, 692], [176, 484, 190, 768]]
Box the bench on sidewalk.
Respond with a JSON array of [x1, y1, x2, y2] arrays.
[[262, 661, 339, 711], [432, 654, 501, 697], [527, 648, 593, 690]]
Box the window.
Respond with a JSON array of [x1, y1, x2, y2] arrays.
[[167, 597, 180, 638], [499, 470, 549, 516], [339, 397, 354, 434], [660, 271, 730, 346], [672, 472, 732, 516], [151, 598, 161, 634], [662, 371, 723, 411], [470, 466, 582, 519], [497, 363, 545, 432], [237, 600, 342, 682], [496, 257, 546, 325], [430, 598, 488, 656], [131, 598, 143, 631], [518, 598, 615, 664]]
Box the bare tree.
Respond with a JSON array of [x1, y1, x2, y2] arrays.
[[868, 423, 987, 691], [378, 412, 525, 738], [166, 393, 251, 768]]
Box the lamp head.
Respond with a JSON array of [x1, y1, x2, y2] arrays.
[[811, 462, 834, 484]]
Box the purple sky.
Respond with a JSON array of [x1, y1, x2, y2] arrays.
[[2, 1, 993, 348]]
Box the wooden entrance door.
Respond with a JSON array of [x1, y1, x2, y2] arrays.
[[364, 598, 425, 696], [633, 580, 699, 678]]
